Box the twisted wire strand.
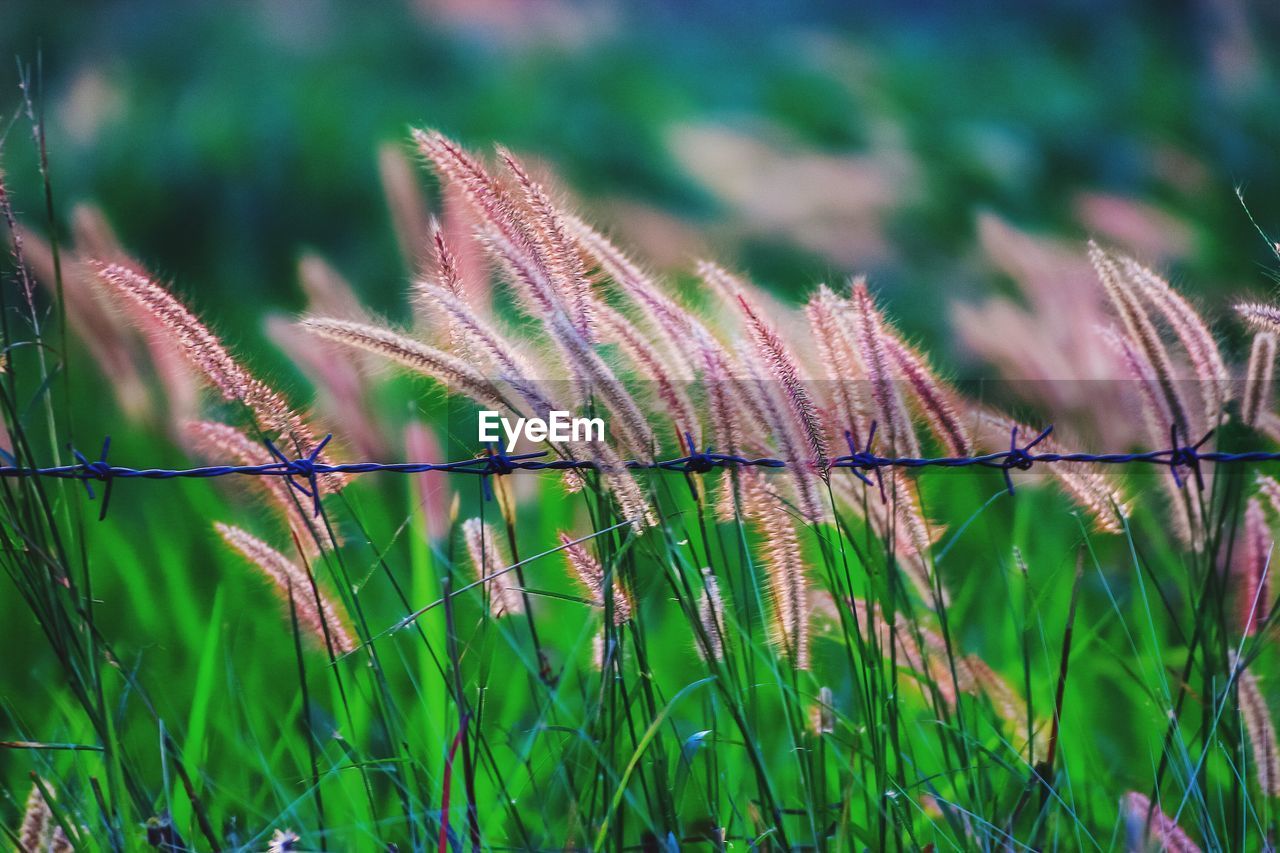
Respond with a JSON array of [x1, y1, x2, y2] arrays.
[[0, 422, 1263, 520]]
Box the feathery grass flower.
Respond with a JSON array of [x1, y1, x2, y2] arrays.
[[697, 566, 728, 662], [462, 518, 525, 619], [96, 264, 342, 490], [558, 531, 630, 625], [1121, 791, 1201, 852], [302, 317, 511, 412], [1233, 653, 1280, 798], [1243, 331, 1277, 428], [215, 522, 354, 654]]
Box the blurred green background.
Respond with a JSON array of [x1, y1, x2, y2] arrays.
[[5, 3, 1280, 846], [6, 0, 1280, 349]]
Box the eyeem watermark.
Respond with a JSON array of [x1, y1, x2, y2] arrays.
[[478, 410, 604, 445]]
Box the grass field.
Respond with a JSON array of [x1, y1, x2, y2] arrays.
[[6, 3, 1280, 851]]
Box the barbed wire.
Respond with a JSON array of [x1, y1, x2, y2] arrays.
[[0, 422, 1269, 521]]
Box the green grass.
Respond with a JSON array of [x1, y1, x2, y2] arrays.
[[3, 299, 1277, 850], [3, 41, 1280, 848]]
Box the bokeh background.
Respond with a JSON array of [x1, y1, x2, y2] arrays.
[[6, 0, 1280, 358], [5, 3, 1280, 845]]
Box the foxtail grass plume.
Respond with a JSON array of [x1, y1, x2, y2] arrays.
[[701, 275, 829, 519], [558, 531, 630, 624], [848, 279, 921, 458], [18, 782, 53, 853], [214, 523, 354, 654], [693, 323, 743, 457], [1119, 255, 1228, 428], [1232, 652, 1280, 798], [736, 294, 835, 517], [1096, 324, 1176, 446], [14, 780, 77, 852], [413, 129, 576, 334], [423, 224, 479, 361], [1237, 302, 1280, 333], [49, 828, 73, 853], [415, 129, 593, 405], [806, 283, 871, 449], [1242, 331, 1277, 428], [882, 332, 971, 456], [549, 308, 655, 462], [730, 339, 828, 522], [1095, 320, 1199, 545], [412, 279, 558, 419], [378, 142, 431, 274], [737, 472, 810, 668], [267, 314, 386, 461], [462, 518, 525, 619], [697, 566, 728, 662], [1255, 474, 1280, 518], [431, 219, 466, 299], [568, 214, 697, 380], [95, 264, 342, 490], [302, 317, 510, 412], [496, 146, 596, 344], [596, 303, 700, 448], [729, 272, 830, 473], [1121, 791, 1201, 852], [1090, 244, 1194, 440], [407, 138, 659, 512], [1091, 247, 1219, 548], [817, 279, 971, 456], [1235, 497, 1272, 636], [727, 338, 793, 458]]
